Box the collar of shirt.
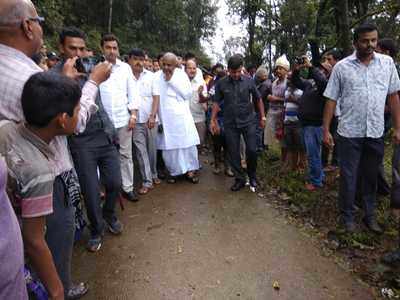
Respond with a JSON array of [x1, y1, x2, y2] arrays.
[[348, 51, 379, 65], [0, 44, 42, 72], [133, 68, 151, 81], [228, 75, 244, 83], [18, 124, 55, 160], [111, 58, 123, 69]]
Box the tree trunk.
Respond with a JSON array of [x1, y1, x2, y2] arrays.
[[310, 0, 329, 63], [108, 0, 113, 33], [334, 0, 352, 56]]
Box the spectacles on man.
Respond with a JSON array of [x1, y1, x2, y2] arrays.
[[27, 16, 45, 25], [0, 16, 45, 27]]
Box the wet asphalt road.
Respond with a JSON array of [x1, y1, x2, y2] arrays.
[[72, 157, 373, 300]]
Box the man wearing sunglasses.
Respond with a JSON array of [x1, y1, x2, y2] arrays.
[[0, 1, 112, 299]]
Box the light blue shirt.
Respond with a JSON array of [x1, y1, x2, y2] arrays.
[[324, 52, 400, 138]]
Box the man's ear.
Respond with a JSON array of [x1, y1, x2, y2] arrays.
[[57, 112, 69, 129], [58, 43, 65, 56], [21, 20, 34, 41]]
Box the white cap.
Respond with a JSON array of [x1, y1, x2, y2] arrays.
[[274, 55, 290, 71]]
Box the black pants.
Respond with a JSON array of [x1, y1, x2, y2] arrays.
[[212, 129, 230, 168], [70, 143, 121, 237], [338, 135, 384, 223], [225, 123, 257, 182]]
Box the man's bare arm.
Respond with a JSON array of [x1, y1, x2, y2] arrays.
[[322, 99, 337, 148], [389, 92, 400, 144]]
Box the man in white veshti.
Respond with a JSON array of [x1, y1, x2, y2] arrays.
[[154, 52, 200, 183]]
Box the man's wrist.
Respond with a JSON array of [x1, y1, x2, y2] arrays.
[[261, 116, 266, 121]]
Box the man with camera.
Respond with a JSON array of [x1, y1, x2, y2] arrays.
[[53, 27, 123, 253], [292, 55, 331, 191], [0, 2, 112, 298]]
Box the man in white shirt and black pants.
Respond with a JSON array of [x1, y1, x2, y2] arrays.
[[99, 34, 140, 202], [128, 48, 161, 195]]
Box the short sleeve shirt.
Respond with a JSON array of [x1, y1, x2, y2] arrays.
[[213, 75, 261, 128], [324, 52, 400, 138], [0, 122, 56, 218]]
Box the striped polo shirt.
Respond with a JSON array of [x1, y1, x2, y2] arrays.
[[0, 122, 55, 218]]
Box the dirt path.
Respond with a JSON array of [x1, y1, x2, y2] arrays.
[[72, 159, 374, 300]]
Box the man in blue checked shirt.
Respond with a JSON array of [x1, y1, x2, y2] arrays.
[[323, 23, 400, 234]]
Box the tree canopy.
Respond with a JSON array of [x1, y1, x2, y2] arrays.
[[225, 0, 400, 67], [33, 0, 218, 66]]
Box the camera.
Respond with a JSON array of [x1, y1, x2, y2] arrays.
[[294, 56, 306, 65], [75, 56, 105, 74]]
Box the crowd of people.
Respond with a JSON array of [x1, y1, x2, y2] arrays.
[[1, 0, 400, 300]]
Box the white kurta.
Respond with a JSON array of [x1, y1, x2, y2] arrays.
[[154, 68, 200, 175]]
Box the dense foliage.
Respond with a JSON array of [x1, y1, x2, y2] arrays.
[[33, 0, 218, 65], [225, 0, 400, 67]]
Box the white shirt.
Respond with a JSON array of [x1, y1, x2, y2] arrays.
[[153, 68, 200, 150], [188, 73, 207, 123], [133, 69, 157, 123], [99, 59, 139, 129]]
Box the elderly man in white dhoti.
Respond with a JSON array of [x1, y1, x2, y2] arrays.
[[153, 53, 200, 183]]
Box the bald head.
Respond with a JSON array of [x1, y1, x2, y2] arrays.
[[185, 59, 197, 80], [0, 0, 34, 26], [162, 52, 178, 65], [161, 52, 178, 80], [0, 0, 42, 57]]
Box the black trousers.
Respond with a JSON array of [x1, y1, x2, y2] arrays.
[[225, 122, 257, 182], [338, 135, 384, 223], [212, 129, 230, 168], [70, 143, 121, 236]]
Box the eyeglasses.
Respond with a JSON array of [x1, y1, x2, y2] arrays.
[[27, 16, 45, 25]]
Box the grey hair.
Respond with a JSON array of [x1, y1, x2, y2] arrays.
[[0, 1, 31, 26], [162, 52, 177, 61], [255, 66, 269, 79]]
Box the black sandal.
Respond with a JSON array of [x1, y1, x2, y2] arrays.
[[167, 177, 176, 184], [186, 174, 199, 184]]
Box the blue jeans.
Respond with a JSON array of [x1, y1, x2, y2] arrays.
[[46, 176, 76, 295], [302, 126, 324, 187]]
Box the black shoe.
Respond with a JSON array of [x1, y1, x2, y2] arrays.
[[382, 249, 400, 266], [67, 282, 89, 300], [344, 222, 357, 233], [167, 176, 176, 184], [249, 178, 257, 192], [121, 190, 139, 202], [86, 235, 102, 252], [363, 218, 383, 234], [105, 217, 123, 235], [231, 180, 246, 192], [338, 218, 357, 233]]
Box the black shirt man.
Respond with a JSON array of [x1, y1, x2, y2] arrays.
[[210, 55, 266, 191]]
